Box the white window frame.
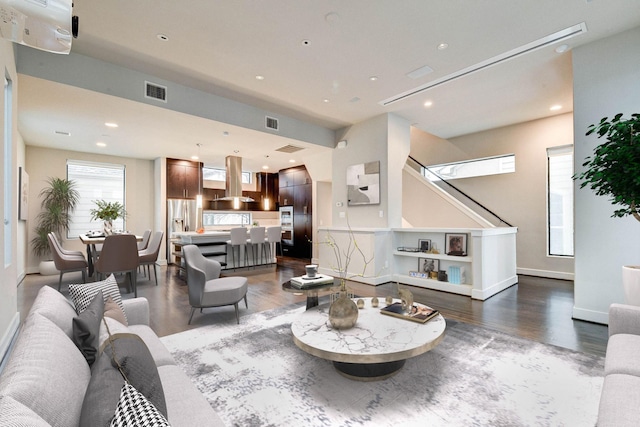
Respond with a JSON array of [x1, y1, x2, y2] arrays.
[[67, 160, 126, 237], [547, 145, 574, 257], [202, 166, 252, 184], [423, 154, 515, 181]]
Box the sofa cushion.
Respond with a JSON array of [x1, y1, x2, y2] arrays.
[[27, 284, 78, 338], [80, 333, 167, 426], [604, 333, 640, 376], [0, 312, 91, 427], [598, 373, 640, 427], [0, 395, 51, 427], [158, 365, 226, 427], [69, 274, 127, 322], [104, 295, 128, 325], [72, 290, 105, 366], [110, 383, 170, 427]]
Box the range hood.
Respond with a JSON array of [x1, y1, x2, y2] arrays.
[[218, 155, 254, 202]]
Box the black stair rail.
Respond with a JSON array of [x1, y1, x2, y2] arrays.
[[407, 155, 514, 228]]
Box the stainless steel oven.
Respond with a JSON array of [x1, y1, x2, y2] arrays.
[[279, 206, 293, 245]]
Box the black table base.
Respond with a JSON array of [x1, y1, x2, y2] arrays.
[[333, 359, 406, 381]]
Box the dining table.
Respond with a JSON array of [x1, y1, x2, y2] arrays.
[[79, 233, 142, 277]]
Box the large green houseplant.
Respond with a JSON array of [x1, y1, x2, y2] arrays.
[[31, 177, 80, 269], [576, 113, 640, 304]]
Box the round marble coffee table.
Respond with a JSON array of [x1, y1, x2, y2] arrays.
[[291, 297, 446, 381]]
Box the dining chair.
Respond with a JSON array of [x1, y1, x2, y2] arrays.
[[138, 231, 164, 286], [137, 229, 152, 251], [47, 232, 88, 291], [182, 245, 248, 325], [264, 226, 282, 263], [94, 234, 140, 297], [246, 227, 266, 266], [226, 227, 248, 269]]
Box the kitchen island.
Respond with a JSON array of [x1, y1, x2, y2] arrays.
[[172, 230, 276, 269]]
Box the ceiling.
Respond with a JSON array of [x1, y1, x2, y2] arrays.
[[16, 0, 640, 173]]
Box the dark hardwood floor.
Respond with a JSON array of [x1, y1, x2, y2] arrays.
[[17, 257, 609, 357]]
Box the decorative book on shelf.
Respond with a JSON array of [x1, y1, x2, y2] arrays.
[[289, 274, 335, 289], [380, 302, 440, 324]]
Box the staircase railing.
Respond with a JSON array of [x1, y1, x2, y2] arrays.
[[408, 155, 514, 227]]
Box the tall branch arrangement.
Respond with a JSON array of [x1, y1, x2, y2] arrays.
[[317, 219, 375, 280]]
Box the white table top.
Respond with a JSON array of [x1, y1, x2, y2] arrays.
[[291, 297, 446, 364]]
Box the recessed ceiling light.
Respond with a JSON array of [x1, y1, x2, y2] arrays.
[[437, 43, 449, 50], [191, 155, 199, 160], [369, 76, 378, 81], [301, 39, 311, 46], [323, 99, 330, 103], [262, 165, 269, 170], [550, 105, 562, 111], [157, 34, 168, 41], [555, 44, 569, 53], [96, 142, 106, 147], [424, 100, 433, 107], [105, 122, 118, 128], [289, 159, 296, 163], [255, 75, 265, 80]]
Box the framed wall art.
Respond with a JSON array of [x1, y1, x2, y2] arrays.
[[347, 160, 380, 206], [18, 167, 29, 221], [445, 233, 468, 256]]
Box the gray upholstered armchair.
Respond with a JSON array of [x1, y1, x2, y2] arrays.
[[182, 245, 248, 325], [47, 232, 88, 291]]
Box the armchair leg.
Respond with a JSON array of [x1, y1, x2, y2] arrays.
[[234, 302, 240, 324], [188, 307, 196, 325], [244, 295, 248, 308], [153, 264, 158, 286]]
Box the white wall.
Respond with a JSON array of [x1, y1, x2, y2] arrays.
[[25, 146, 156, 272], [333, 113, 410, 228], [411, 113, 575, 279], [573, 27, 640, 324], [0, 40, 20, 365]]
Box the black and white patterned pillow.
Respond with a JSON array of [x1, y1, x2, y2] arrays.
[[69, 275, 127, 321], [110, 382, 170, 427]]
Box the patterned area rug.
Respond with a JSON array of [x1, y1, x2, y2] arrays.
[[160, 302, 604, 427]]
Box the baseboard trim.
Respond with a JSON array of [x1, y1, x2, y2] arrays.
[[517, 268, 574, 281], [0, 313, 21, 374], [572, 306, 608, 325]]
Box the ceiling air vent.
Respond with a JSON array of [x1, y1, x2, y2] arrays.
[[276, 144, 304, 154], [145, 81, 167, 103], [265, 116, 279, 131]]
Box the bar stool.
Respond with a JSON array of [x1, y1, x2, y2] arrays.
[[226, 227, 248, 269], [246, 227, 266, 267], [264, 226, 282, 263]]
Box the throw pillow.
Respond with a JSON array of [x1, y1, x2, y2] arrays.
[[110, 382, 171, 427], [69, 274, 127, 322], [80, 333, 167, 426], [104, 295, 128, 326], [72, 291, 105, 366]]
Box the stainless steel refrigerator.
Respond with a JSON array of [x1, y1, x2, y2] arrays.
[[167, 199, 199, 263]]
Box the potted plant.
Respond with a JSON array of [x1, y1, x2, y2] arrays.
[[90, 200, 127, 235], [576, 112, 640, 304], [31, 177, 80, 275]]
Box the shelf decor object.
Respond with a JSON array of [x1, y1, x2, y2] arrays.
[[445, 233, 468, 256]]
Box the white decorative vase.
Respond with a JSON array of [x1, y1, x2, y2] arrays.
[[621, 266, 640, 306], [39, 260, 58, 276], [103, 220, 113, 236]]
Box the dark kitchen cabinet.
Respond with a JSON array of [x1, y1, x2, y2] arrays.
[[279, 165, 312, 259], [167, 159, 201, 199]]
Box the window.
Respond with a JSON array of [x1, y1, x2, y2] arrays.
[[547, 146, 574, 257], [423, 154, 515, 181], [202, 212, 251, 227], [67, 160, 126, 237], [202, 167, 251, 184]]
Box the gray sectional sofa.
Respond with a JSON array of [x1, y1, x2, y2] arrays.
[[0, 284, 224, 427], [598, 303, 640, 426]]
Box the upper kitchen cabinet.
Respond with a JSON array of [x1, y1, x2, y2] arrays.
[[167, 158, 202, 199]]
